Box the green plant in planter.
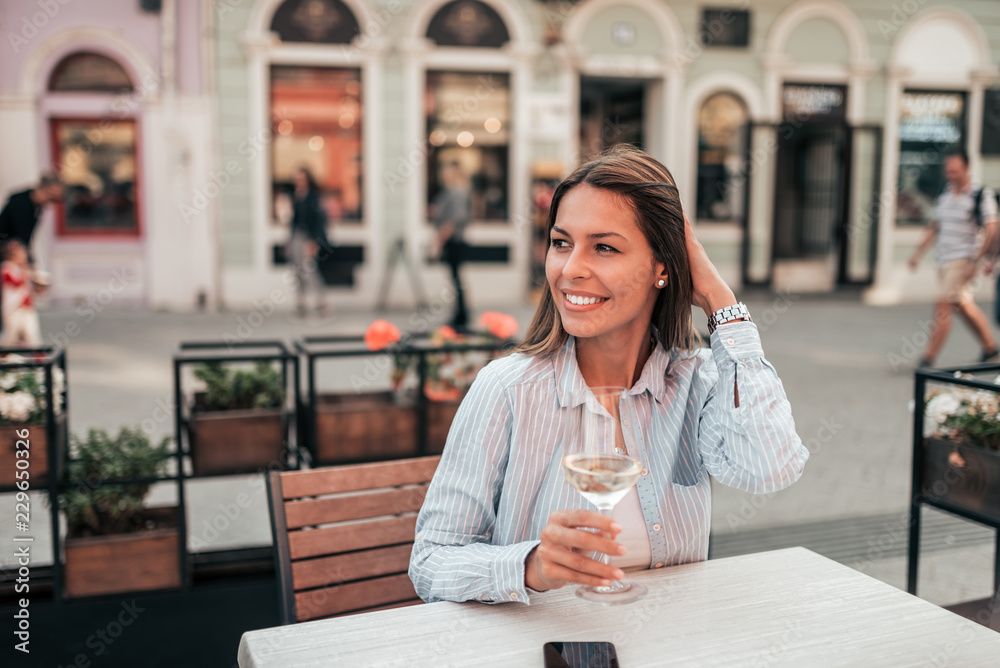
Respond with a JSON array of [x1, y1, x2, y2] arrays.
[[193, 361, 283, 411], [58, 427, 172, 537]]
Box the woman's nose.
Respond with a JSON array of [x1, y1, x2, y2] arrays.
[[561, 247, 590, 280]]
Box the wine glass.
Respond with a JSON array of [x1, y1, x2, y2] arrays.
[[561, 385, 648, 605]]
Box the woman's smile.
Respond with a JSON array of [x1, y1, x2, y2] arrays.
[[562, 290, 610, 309]]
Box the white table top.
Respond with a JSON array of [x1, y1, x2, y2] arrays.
[[238, 547, 1000, 667]]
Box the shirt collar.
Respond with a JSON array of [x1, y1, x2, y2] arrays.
[[553, 334, 673, 408]]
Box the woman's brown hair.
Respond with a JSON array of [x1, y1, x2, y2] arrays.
[[515, 145, 699, 357]]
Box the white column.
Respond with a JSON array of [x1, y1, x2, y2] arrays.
[[399, 39, 427, 293], [241, 34, 274, 277], [864, 68, 905, 305], [509, 46, 537, 289], [967, 69, 995, 181], [359, 42, 387, 300]]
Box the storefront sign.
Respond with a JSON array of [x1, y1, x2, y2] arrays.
[[782, 84, 846, 121], [899, 92, 963, 143]]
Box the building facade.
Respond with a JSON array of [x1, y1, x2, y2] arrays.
[[2, 0, 999, 311], [0, 0, 216, 311]]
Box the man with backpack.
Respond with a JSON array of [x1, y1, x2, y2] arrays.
[[908, 149, 998, 367]]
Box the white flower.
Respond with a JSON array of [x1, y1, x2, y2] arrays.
[[924, 393, 962, 436], [0, 391, 35, 423], [0, 373, 17, 391]]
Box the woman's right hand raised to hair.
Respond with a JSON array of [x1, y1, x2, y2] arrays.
[[524, 509, 626, 591]]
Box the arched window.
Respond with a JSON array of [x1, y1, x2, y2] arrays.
[[426, 1, 509, 48], [48, 52, 133, 93], [48, 51, 139, 236], [696, 92, 748, 222], [270, 0, 360, 44]]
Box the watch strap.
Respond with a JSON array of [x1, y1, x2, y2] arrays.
[[707, 302, 751, 334]]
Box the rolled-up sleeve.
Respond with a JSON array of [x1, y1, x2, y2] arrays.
[[696, 320, 808, 494], [409, 365, 539, 604]]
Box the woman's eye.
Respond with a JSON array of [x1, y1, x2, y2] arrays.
[[596, 244, 619, 254], [549, 238, 568, 248]]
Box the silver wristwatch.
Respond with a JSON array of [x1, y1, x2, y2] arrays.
[[707, 302, 751, 334]]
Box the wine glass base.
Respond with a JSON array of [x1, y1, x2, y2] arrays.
[[575, 581, 648, 605]]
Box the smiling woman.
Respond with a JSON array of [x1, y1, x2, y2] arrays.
[[409, 145, 808, 605]]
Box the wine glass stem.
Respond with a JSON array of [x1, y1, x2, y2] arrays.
[[597, 504, 627, 592]]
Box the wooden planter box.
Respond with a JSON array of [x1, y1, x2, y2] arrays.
[[315, 391, 417, 463], [64, 508, 181, 598], [188, 408, 285, 475], [0, 423, 47, 486], [922, 438, 1000, 520]]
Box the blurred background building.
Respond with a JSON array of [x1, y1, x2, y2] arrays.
[[1, 0, 998, 311]]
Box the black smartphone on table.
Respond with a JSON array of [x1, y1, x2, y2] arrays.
[[542, 641, 619, 668]]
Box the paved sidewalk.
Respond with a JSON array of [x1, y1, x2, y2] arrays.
[[3, 293, 998, 610]]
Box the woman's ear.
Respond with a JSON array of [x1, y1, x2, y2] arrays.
[[655, 266, 668, 288]]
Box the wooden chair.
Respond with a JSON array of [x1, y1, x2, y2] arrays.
[[267, 455, 441, 624]]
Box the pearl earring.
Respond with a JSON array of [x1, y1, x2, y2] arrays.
[[657, 279, 665, 287]]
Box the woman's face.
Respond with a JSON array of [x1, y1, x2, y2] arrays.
[[546, 184, 665, 342], [295, 171, 308, 191]]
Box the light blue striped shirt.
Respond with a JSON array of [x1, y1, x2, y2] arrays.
[[409, 321, 808, 604]]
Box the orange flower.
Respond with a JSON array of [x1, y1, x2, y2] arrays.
[[364, 319, 401, 351], [436, 325, 462, 342], [478, 311, 519, 340]]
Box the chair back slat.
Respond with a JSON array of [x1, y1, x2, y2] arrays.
[[268, 455, 441, 624], [285, 485, 428, 529], [291, 544, 413, 591], [288, 515, 418, 560], [294, 573, 418, 622], [280, 457, 440, 498]]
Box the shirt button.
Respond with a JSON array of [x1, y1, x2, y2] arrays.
[[622, 418, 629, 426], [641, 469, 648, 476], [655, 562, 663, 568], [510, 592, 519, 600], [653, 524, 661, 531], [727, 338, 735, 345]]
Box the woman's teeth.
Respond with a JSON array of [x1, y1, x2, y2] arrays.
[[566, 294, 606, 305]]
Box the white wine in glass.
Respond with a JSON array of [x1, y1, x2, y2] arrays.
[[561, 386, 648, 604]]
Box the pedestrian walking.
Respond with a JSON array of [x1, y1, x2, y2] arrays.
[[0, 172, 63, 334], [908, 150, 998, 367], [430, 161, 471, 329], [287, 167, 331, 317]]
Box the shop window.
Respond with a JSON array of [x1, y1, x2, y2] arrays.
[[696, 92, 747, 222], [426, 1, 509, 48], [270, 66, 363, 228], [48, 52, 133, 93], [52, 119, 139, 236], [270, 0, 359, 44], [896, 91, 966, 226], [425, 71, 510, 222]]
